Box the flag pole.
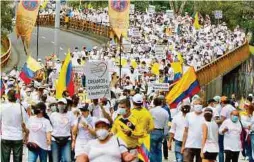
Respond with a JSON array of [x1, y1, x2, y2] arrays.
[[36, 10, 40, 60], [119, 34, 122, 87]]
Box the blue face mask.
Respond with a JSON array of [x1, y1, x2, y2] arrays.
[[118, 108, 127, 115], [231, 115, 239, 123]]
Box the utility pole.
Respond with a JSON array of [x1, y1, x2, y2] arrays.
[[54, 0, 60, 58]]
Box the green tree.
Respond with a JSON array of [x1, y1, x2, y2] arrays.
[[1, 1, 13, 38]]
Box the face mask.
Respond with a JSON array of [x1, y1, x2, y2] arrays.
[[58, 105, 65, 113], [231, 115, 239, 123], [118, 108, 127, 115], [51, 106, 57, 112], [194, 105, 203, 112], [96, 129, 109, 140], [85, 115, 92, 123]]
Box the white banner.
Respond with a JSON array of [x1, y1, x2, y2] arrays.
[[155, 45, 165, 59], [149, 83, 169, 91], [73, 65, 85, 74], [84, 61, 110, 99]]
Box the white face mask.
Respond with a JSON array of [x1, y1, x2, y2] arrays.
[[96, 129, 109, 140], [194, 104, 203, 112]]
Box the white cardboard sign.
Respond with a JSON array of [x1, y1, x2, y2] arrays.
[[150, 83, 169, 91], [155, 45, 165, 59], [84, 61, 110, 99]]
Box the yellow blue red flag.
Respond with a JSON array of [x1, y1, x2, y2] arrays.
[[137, 134, 150, 162], [56, 51, 75, 99], [16, 0, 40, 48], [166, 67, 200, 108], [108, 0, 130, 39], [171, 62, 182, 83]]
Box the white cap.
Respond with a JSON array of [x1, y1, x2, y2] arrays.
[[132, 94, 143, 104], [249, 94, 253, 97], [95, 118, 110, 126], [57, 98, 67, 104], [38, 58, 42, 62]]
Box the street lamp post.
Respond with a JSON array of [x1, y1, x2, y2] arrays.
[[54, 0, 60, 58]]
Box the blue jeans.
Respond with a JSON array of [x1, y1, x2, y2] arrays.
[[250, 134, 254, 162], [219, 134, 224, 162], [51, 140, 71, 162], [28, 148, 48, 162], [175, 140, 183, 162], [150, 129, 164, 162]]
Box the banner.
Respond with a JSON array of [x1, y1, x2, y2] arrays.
[[16, 0, 40, 48], [149, 83, 169, 92], [84, 61, 110, 99], [108, 0, 130, 39], [155, 45, 165, 59]]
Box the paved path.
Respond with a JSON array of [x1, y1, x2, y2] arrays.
[[8, 27, 102, 69]]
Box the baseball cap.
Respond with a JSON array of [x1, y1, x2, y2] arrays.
[[79, 103, 89, 112], [57, 98, 67, 104], [213, 96, 221, 103], [95, 118, 110, 127], [132, 94, 143, 104]]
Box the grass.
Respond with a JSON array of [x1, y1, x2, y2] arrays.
[[250, 45, 254, 55]]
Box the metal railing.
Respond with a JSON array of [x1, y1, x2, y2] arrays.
[[1, 37, 11, 68]]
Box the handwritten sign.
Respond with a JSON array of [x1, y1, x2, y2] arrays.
[[155, 45, 165, 59], [149, 83, 169, 91], [84, 61, 110, 99], [73, 65, 85, 74]]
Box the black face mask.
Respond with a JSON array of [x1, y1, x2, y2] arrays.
[[181, 105, 190, 114], [33, 108, 42, 115]]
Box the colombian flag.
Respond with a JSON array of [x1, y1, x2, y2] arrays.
[[171, 62, 182, 83], [56, 51, 75, 99], [19, 56, 43, 84], [166, 67, 200, 108], [137, 134, 150, 162]]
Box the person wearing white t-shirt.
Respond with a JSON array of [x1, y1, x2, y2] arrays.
[[27, 102, 52, 162], [219, 110, 242, 162], [1, 89, 29, 162], [72, 104, 96, 158], [50, 98, 75, 162], [181, 98, 204, 162], [201, 108, 219, 162], [76, 118, 136, 162], [168, 101, 191, 162]]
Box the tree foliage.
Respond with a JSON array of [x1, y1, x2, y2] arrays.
[[1, 1, 13, 37]]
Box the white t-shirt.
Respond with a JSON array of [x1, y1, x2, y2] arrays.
[[84, 136, 128, 162], [220, 104, 235, 119], [75, 116, 96, 141], [1, 102, 29, 140], [219, 119, 242, 151], [184, 112, 204, 148], [50, 112, 75, 138], [169, 113, 186, 141], [27, 116, 52, 150]]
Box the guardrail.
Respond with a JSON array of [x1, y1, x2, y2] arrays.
[[196, 40, 250, 86], [38, 14, 251, 87], [1, 37, 11, 68]]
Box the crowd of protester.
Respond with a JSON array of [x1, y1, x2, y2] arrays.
[[1, 4, 251, 162]]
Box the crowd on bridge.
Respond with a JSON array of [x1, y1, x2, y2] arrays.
[[1, 4, 252, 162]]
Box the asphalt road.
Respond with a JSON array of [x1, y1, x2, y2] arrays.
[[9, 27, 101, 68]]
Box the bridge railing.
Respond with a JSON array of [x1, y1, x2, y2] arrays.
[[38, 14, 251, 87], [38, 14, 112, 38], [1, 37, 11, 68], [196, 40, 250, 86]]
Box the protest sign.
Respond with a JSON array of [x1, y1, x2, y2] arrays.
[[148, 5, 155, 13], [73, 65, 85, 74], [155, 45, 165, 59], [166, 10, 174, 18], [84, 61, 110, 99], [123, 43, 132, 53], [214, 10, 223, 19], [149, 83, 169, 91], [130, 4, 135, 14], [132, 28, 140, 37]]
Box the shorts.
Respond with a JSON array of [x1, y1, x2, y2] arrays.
[[203, 152, 218, 160]]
